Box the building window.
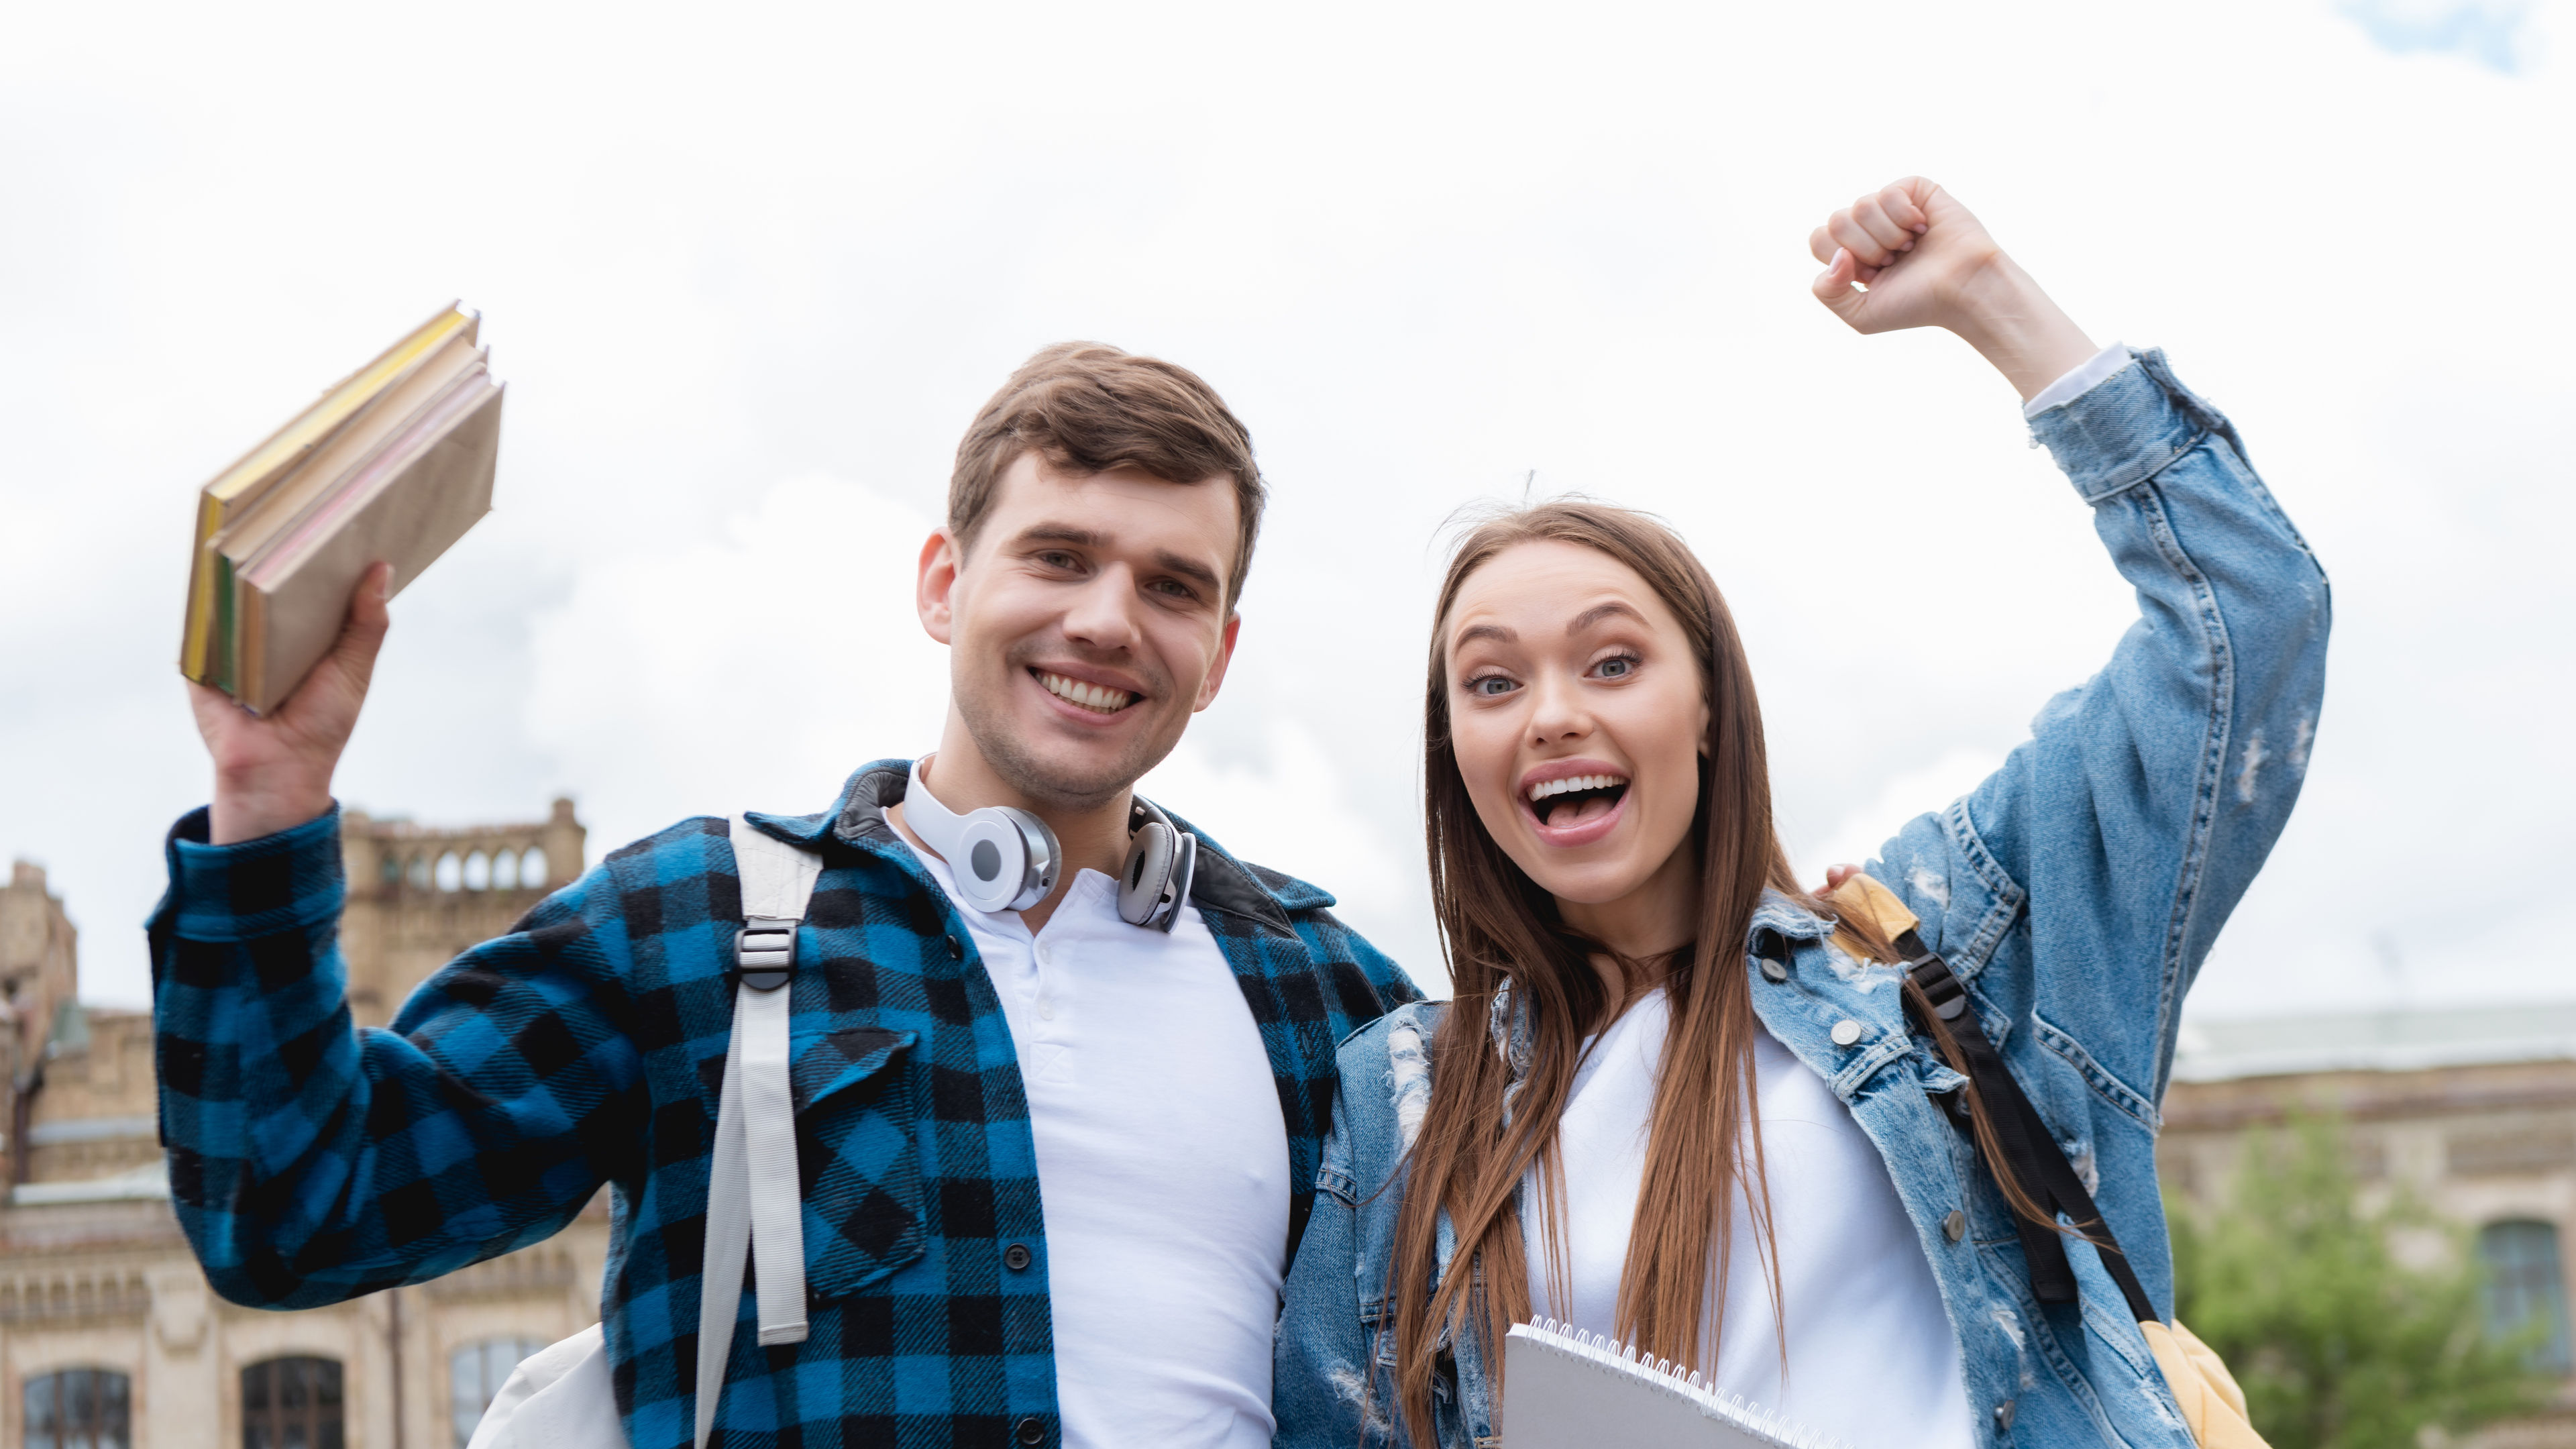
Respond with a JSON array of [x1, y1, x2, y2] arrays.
[[25, 1367, 131, 1449], [450, 1338, 546, 1448], [241, 1356, 343, 1449], [2480, 1219, 2574, 1373]]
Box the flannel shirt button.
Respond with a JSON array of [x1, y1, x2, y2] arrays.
[[945, 934, 963, 960], [1004, 1243, 1032, 1271], [1014, 1415, 1046, 1445]]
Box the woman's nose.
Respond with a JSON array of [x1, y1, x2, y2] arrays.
[[1525, 673, 1589, 743]]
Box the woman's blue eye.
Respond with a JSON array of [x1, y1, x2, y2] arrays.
[[1597, 657, 1632, 678], [1470, 676, 1515, 696]]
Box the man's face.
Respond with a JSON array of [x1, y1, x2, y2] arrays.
[[918, 452, 1242, 810]]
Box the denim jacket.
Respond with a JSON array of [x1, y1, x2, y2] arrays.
[[148, 761, 1419, 1449], [1273, 351, 2331, 1449]]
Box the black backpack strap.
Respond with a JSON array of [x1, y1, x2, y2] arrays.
[[1902, 932, 2158, 1324]]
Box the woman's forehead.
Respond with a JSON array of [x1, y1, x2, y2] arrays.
[[1446, 539, 1678, 645]]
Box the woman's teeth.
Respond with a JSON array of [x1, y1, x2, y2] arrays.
[[1526, 773, 1627, 802], [1038, 670, 1136, 714], [1527, 773, 1629, 830]]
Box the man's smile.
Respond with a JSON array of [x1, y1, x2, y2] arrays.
[[1032, 667, 1140, 715]]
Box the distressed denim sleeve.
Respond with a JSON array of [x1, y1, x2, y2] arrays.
[[1871, 350, 2330, 1102], [148, 805, 645, 1308], [1273, 1083, 1385, 1449]]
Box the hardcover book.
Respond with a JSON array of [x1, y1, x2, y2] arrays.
[[178, 305, 503, 714]]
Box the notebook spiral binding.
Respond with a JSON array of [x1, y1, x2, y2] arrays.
[[1512, 1318, 1857, 1449]]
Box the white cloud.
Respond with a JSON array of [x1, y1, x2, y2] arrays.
[[524, 474, 949, 852], [1790, 747, 2008, 892]]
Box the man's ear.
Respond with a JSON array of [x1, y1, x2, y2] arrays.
[[1193, 611, 1244, 712], [918, 529, 963, 645]]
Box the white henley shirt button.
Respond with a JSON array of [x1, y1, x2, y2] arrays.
[[1037, 998, 1057, 1022]]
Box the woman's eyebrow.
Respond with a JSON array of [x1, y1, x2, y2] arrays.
[[1454, 622, 1516, 647], [1565, 600, 1644, 635]]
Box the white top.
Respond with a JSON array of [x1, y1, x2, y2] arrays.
[[1524, 987, 1973, 1449], [906, 840, 1289, 1449], [2023, 341, 2131, 416]]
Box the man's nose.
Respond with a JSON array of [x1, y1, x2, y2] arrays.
[[1061, 567, 1143, 653]]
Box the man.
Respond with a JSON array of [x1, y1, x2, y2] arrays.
[[153, 341, 1421, 1448]]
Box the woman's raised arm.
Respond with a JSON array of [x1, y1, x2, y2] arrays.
[[1809, 178, 2332, 1110]]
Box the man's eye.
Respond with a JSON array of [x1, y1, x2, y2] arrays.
[[1037, 551, 1079, 570]]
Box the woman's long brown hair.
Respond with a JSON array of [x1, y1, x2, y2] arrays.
[[1387, 500, 2032, 1445]]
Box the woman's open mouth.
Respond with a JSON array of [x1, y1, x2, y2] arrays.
[[1521, 771, 1631, 846]]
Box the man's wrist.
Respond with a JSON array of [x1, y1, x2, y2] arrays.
[[210, 777, 335, 846], [1941, 253, 2097, 403]]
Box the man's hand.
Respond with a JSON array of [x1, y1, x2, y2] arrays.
[[1807, 177, 2096, 401], [192, 561, 392, 844]]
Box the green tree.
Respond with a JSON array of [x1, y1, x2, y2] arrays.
[[2169, 1114, 2557, 1449]]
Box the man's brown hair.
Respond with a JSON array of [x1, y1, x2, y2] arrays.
[[950, 341, 1265, 609]]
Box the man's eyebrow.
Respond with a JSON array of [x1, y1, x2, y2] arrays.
[[1012, 524, 1109, 549], [1566, 601, 1645, 635], [1153, 549, 1222, 592]]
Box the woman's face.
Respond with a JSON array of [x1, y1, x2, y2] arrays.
[[1443, 539, 1709, 911]]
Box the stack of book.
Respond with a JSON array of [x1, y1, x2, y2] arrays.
[[178, 305, 504, 714]]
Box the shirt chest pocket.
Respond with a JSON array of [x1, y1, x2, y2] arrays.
[[791, 1026, 927, 1299]]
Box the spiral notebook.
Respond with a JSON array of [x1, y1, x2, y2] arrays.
[[1502, 1320, 1857, 1449]]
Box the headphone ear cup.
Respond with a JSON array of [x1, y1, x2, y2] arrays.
[[949, 814, 1032, 914], [1118, 821, 1177, 928]]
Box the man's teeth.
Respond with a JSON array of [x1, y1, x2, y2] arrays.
[[1038, 671, 1135, 714], [1527, 773, 1627, 802]]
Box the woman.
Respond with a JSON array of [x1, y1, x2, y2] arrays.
[[1273, 178, 2329, 1449]]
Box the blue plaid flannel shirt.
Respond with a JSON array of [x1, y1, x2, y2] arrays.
[[148, 759, 1421, 1449]]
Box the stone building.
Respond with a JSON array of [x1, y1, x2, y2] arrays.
[[2163, 1004, 2576, 1446], [0, 802, 604, 1449]]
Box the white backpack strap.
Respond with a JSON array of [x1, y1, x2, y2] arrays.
[[696, 816, 823, 1449]]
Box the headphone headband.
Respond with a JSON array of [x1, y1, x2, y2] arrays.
[[903, 756, 1191, 929]]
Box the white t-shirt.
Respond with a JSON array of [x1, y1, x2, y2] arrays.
[[1524, 987, 1972, 1449], [906, 843, 1289, 1449]]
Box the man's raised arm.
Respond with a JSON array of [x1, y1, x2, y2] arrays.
[[156, 564, 642, 1306]]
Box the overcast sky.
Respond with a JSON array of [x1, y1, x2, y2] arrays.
[[3, 0, 2566, 1022]]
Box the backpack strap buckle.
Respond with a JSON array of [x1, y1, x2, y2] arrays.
[[735, 916, 798, 991]]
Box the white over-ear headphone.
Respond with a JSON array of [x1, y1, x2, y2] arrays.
[[904, 758, 1197, 932]]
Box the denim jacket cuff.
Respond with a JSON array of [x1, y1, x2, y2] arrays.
[[2029, 347, 2235, 505], [162, 802, 345, 942]]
